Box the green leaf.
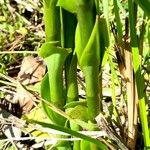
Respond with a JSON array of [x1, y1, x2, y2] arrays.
[[57, 0, 77, 13], [67, 105, 89, 122], [38, 42, 71, 58]]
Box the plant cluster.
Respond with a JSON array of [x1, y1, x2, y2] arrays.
[[35, 0, 150, 149], [0, 0, 150, 150]]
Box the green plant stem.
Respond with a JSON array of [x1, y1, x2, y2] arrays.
[[65, 54, 78, 103], [77, 1, 94, 48], [61, 9, 79, 149], [70, 121, 81, 150], [128, 0, 150, 147], [40, 0, 67, 126], [83, 66, 100, 121], [61, 10, 78, 103], [39, 44, 71, 125], [58, 0, 100, 120], [45, 55, 66, 108], [47, 1, 105, 149], [79, 16, 102, 123], [75, 0, 95, 61], [43, 0, 60, 42], [98, 17, 109, 67]]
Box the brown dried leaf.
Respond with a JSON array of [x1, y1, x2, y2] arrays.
[[18, 56, 46, 85], [16, 85, 36, 113]]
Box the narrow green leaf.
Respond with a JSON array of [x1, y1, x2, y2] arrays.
[[128, 0, 150, 147], [135, 0, 150, 16], [29, 120, 108, 150]]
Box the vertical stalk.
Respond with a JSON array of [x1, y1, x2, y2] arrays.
[[77, 3, 100, 149], [79, 16, 102, 122], [43, 0, 60, 42], [56, 1, 107, 149], [41, 0, 67, 126], [128, 0, 150, 147], [77, 1, 95, 49], [65, 53, 78, 103], [61, 9, 79, 149], [43, 0, 62, 107], [45, 54, 67, 108], [78, 4, 100, 149], [62, 10, 78, 103], [82, 66, 100, 121], [124, 42, 137, 149], [123, 15, 138, 148]]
